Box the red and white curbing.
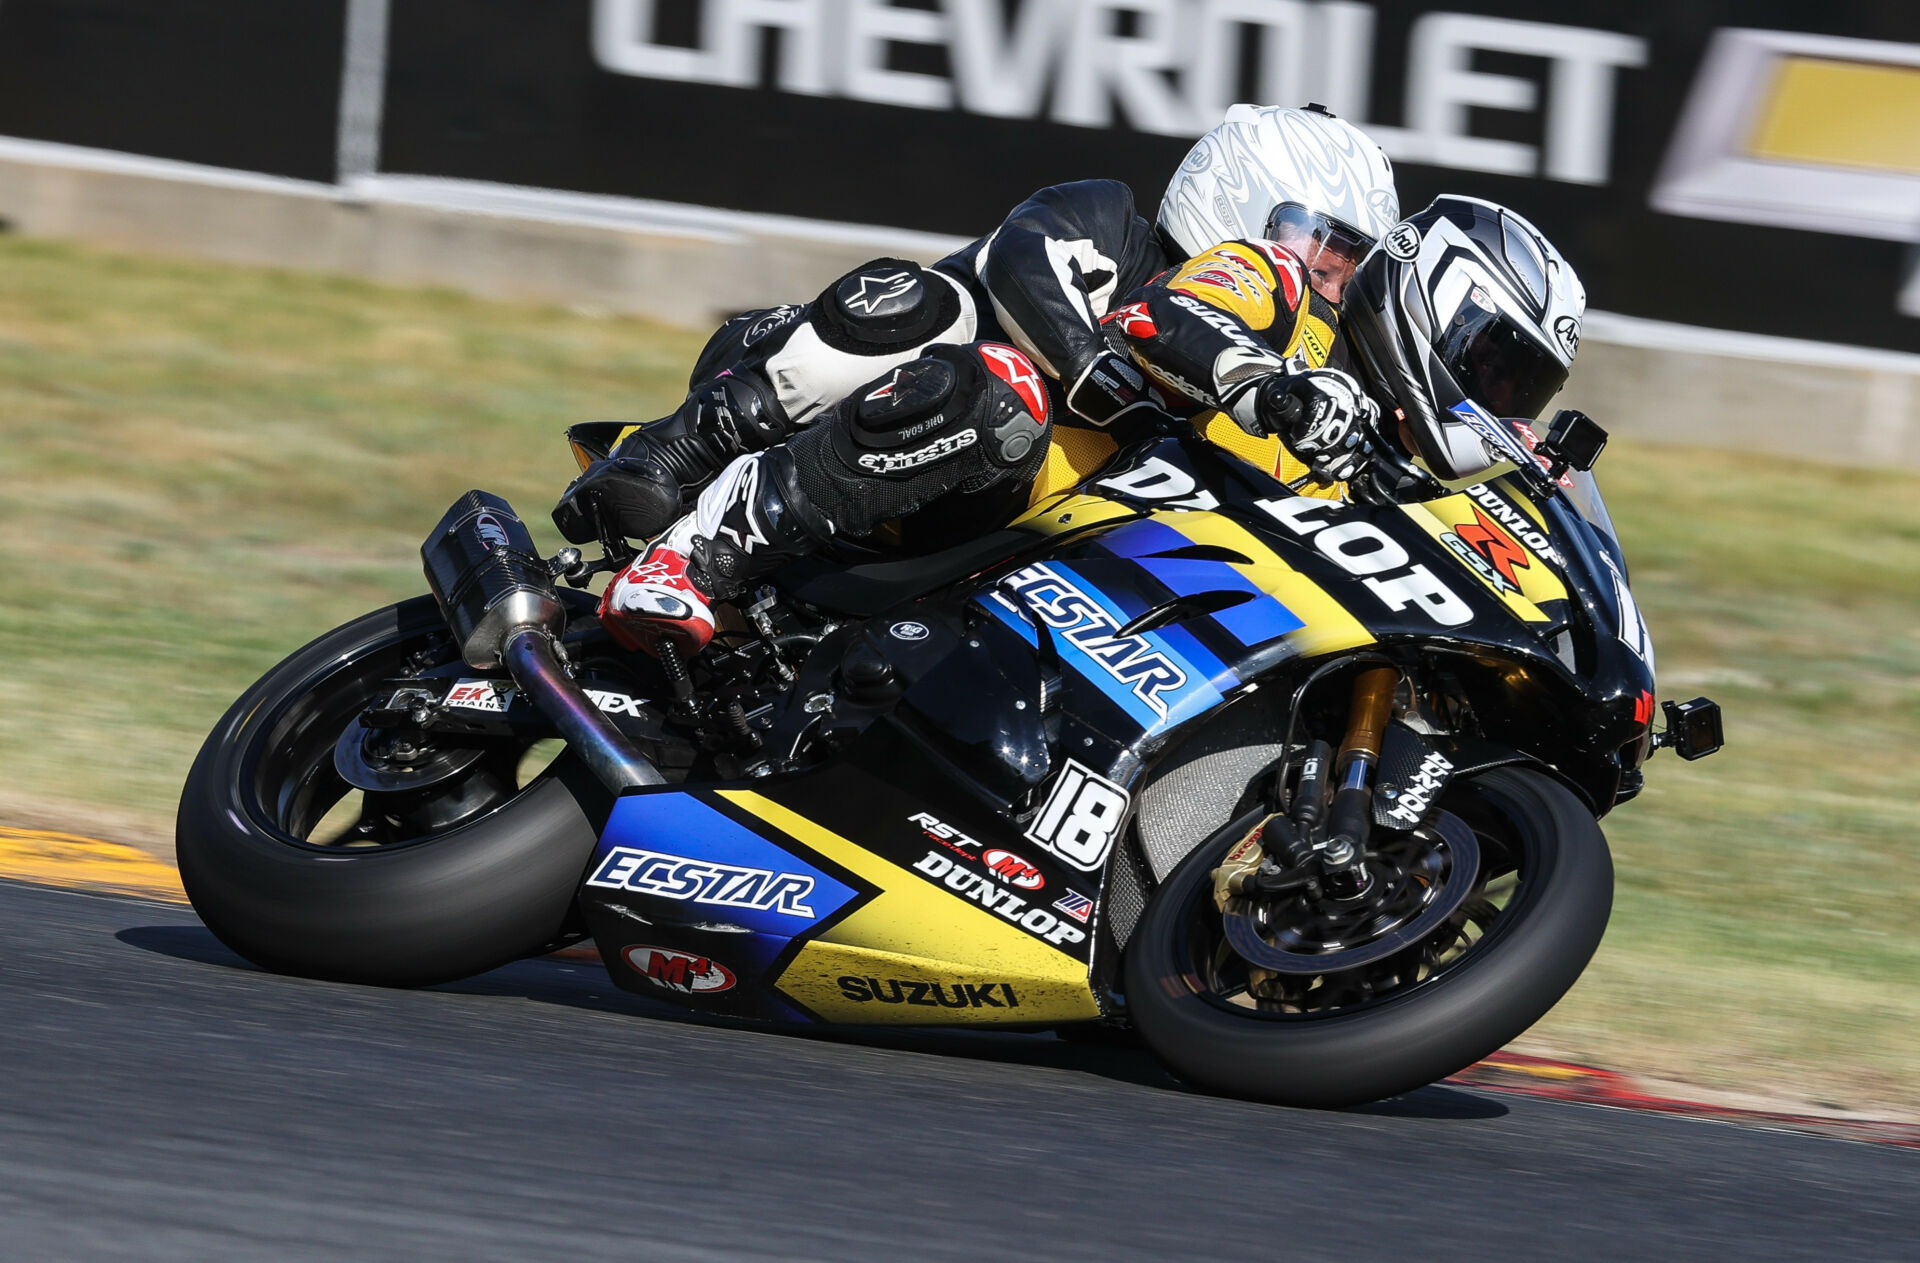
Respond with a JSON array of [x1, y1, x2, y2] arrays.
[[1449, 1052, 1920, 1149]]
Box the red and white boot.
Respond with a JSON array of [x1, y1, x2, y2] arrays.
[[598, 515, 717, 656]]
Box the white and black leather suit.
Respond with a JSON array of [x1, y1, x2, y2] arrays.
[[552, 179, 1342, 594]]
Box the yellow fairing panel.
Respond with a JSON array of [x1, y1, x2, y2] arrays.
[[1026, 425, 1120, 506], [1013, 491, 1141, 537], [1399, 495, 1568, 619], [1154, 511, 1376, 658], [719, 791, 1101, 1024], [1197, 413, 1347, 502]]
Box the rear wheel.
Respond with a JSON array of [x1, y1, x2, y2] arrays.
[[1123, 768, 1611, 1108], [177, 597, 616, 987]]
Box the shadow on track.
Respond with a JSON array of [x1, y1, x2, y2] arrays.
[[117, 923, 262, 971], [114, 920, 1508, 1119]]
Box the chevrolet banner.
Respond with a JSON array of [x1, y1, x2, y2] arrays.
[[2, 1, 1919, 349]]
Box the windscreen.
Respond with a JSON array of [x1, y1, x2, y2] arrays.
[[1561, 468, 1621, 548]]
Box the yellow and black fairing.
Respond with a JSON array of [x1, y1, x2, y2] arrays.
[[575, 762, 1107, 1025], [575, 433, 1656, 1026], [1008, 435, 1655, 802]]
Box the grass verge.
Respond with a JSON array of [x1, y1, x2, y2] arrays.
[[0, 237, 1913, 1113]]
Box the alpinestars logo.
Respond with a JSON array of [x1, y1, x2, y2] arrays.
[[994, 563, 1188, 717], [1107, 302, 1157, 338], [858, 428, 978, 472], [844, 270, 917, 315], [710, 458, 770, 555], [978, 344, 1048, 420]]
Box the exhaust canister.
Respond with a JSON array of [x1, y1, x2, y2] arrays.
[[421, 491, 565, 669]]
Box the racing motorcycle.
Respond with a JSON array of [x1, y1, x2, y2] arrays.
[[177, 402, 1721, 1108]]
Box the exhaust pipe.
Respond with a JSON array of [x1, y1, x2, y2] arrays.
[[422, 491, 663, 791], [501, 628, 663, 790]]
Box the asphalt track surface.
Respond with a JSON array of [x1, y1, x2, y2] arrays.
[[3, 881, 1913, 1262]]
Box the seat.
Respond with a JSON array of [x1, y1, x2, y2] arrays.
[[773, 530, 1034, 616]]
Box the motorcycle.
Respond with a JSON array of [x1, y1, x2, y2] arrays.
[[177, 401, 1721, 1108]]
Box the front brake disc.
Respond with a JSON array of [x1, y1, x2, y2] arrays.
[[1219, 811, 1480, 975]]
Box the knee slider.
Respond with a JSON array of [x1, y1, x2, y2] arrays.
[[811, 258, 965, 356]]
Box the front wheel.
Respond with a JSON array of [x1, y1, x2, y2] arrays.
[[1123, 768, 1612, 1108], [177, 596, 615, 988]]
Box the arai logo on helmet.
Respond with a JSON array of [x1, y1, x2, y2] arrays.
[[622, 945, 736, 995], [1385, 222, 1422, 261], [1554, 315, 1581, 357], [889, 620, 930, 641], [474, 513, 511, 550]]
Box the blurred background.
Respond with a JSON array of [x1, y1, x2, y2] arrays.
[[0, 0, 1914, 1113]]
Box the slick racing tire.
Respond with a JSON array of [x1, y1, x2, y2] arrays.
[[1124, 768, 1612, 1109], [177, 596, 612, 988]]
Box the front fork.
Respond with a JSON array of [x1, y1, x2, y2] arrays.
[[1215, 665, 1400, 905], [1317, 666, 1398, 899]]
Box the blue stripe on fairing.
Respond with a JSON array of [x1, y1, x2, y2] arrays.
[[1098, 518, 1193, 561], [592, 793, 859, 935], [1154, 623, 1235, 691], [978, 562, 1224, 733], [1098, 518, 1305, 647]]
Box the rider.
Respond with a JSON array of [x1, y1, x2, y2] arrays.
[[553, 104, 1401, 655]]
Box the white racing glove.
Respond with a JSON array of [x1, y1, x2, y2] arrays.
[[1250, 368, 1380, 485]]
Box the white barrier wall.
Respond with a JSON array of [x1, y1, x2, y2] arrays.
[[3, 137, 1916, 473]]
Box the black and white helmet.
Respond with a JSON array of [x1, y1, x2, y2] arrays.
[[1343, 197, 1587, 480], [1158, 104, 1399, 262]]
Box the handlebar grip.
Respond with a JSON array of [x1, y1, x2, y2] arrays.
[[1263, 389, 1305, 435]]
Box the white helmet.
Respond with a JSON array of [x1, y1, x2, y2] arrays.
[[1157, 104, 1400, 262], [1342, 196, 1588, 480]]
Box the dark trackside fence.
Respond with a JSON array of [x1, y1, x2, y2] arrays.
[[4, 0, 1920, 350]]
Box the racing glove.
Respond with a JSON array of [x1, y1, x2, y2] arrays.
[[1250, 369, 1380, 486]]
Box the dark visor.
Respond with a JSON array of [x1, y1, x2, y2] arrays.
[[1435, 305, 1568, 420]]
